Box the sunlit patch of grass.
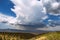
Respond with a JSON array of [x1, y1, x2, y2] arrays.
[[30, 31, 60, 40]]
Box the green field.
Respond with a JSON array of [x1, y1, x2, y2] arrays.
[[0, 31, 60, 40]]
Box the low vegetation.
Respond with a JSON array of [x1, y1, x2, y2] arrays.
[[0, 32, 36, 40], [31, 31, 60, 40], [0, 31, 60, 40]]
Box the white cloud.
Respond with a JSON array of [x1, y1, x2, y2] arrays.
[[47, 20, 60, 27], [11, 0, 47, 24], [11, 0, 60, 25], [0, 0, 60, 30], [0, 13, 17, 24], [0, 13, 26, 30], [42, 0, 60, 16], [36, 26, 60, 31]]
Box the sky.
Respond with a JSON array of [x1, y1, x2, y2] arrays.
[[0, 0, 60, 31]]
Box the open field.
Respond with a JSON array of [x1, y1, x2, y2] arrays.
[[0, 32, 36, 40], [31, 31, 60, 40], [0, 31, 60, 40]]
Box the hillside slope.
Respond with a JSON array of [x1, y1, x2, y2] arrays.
[[0, 31, 60, 40], [31, 31, 60, 40]]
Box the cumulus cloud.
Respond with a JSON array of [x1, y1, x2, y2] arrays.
[[0, 13, 46, 30], [42, 0, 60, 16], [0, 0, 60, 30], [11, 0, 47, 24], [0, 13, 17, 24], [0, 13, 26, 30], [10, 0, 60, 25]]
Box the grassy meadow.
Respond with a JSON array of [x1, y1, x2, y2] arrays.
[[30, 31, 60, 40], [0, 31, 60, 40]]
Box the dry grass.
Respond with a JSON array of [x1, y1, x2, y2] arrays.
[[30, 31, 60, 40], [0, 32, 36, 40], [0, 31, 60, 40]]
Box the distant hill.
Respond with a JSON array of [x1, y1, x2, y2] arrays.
[[0, 29, 50, 34]]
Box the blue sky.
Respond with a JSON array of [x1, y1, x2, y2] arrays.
[[0, 0, 16, 17], [0, 0, 60, 30]]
